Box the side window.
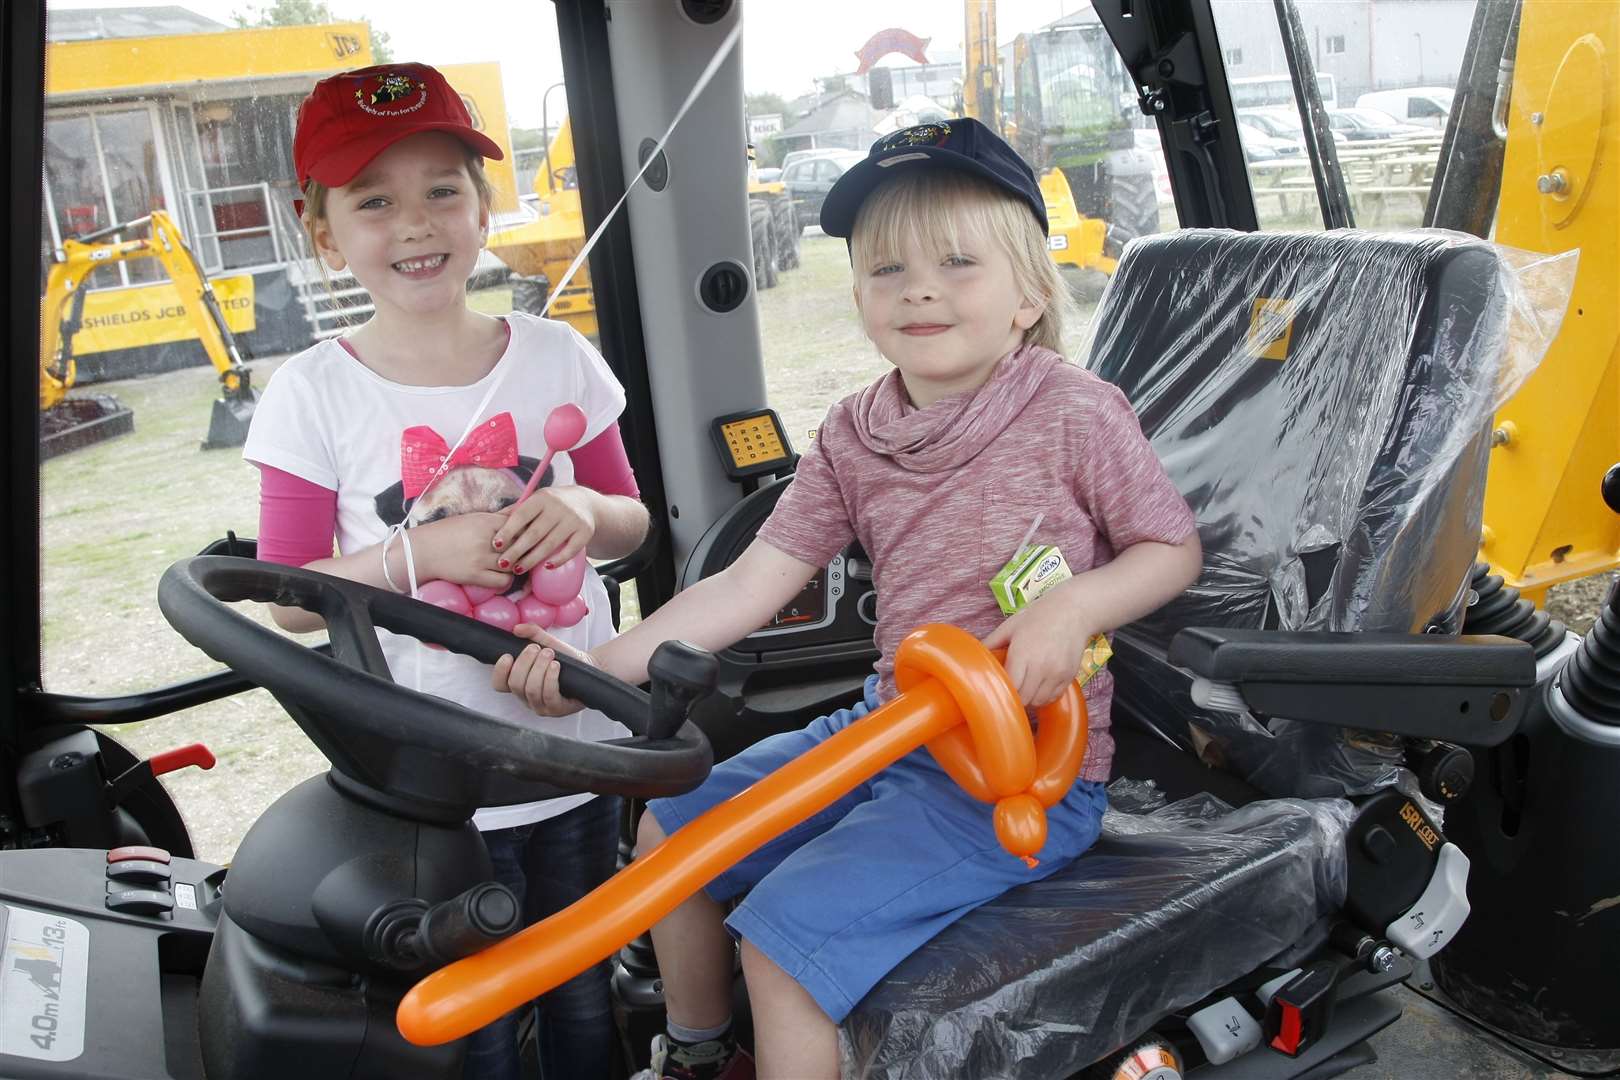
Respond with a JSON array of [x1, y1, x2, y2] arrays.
[[814, 159, 840, 183], [1213, 0, 1473, 234]]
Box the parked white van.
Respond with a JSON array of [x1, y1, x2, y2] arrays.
[[1356, 87, 1453, 128]]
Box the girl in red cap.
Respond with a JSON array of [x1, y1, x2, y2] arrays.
[[243, 62, 648, 1080]]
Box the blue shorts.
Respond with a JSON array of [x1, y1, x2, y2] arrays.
[[646, 676, 1108, 1022]]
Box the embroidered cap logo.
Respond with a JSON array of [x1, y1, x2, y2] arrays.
[[879, 121, 952, 151], [354, 73, 429, 117]]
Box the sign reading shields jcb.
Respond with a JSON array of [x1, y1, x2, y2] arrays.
[[72, 276, 256, 354]]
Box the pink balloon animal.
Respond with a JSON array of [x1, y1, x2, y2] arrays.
[[414, 403, 593, 635]]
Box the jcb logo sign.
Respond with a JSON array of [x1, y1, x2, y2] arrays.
[[1399, 801, 1440, 852], [327, 33, 363, 58]]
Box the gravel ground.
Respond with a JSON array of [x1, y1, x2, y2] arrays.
[[1543, 571, 1616, 634]]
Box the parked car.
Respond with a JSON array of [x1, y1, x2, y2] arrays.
[[781, 150, 866, 232], [1238, 106, 1350, 145], [1235, 116, 1304, 160], [780, 146, 862, 171], [1327, 107, 1429, 141], [1356, 87, 1453, 128]]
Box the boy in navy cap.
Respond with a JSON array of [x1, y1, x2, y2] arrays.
[[500, 117, 1200, 1080]]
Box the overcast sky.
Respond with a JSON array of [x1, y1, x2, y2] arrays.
[[53, 0, 1093, 127]]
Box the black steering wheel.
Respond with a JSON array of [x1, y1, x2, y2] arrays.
[[157, 557, 714, 818]]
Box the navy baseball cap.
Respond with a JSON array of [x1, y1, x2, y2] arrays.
[[819, 117, 1048, 238]]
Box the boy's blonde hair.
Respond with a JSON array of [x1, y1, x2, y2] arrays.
[[850, 168, 1073, 353], [298, 148, 496, 252]]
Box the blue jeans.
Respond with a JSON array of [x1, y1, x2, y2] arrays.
[[461, 795, 622, 1080], [648, 677, 1108, 1022]]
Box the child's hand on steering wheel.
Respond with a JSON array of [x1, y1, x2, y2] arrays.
[[493, 623, 597, 716]]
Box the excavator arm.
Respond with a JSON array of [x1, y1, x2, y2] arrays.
[[38, 210, 257, 448]]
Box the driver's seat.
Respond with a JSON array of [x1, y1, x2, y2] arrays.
[[840, 229, 1543, 1078]]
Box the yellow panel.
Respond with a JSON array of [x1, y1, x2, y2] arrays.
[[72, 276, 256, 354], [439, 62, 520, 215], [1482, 0, 1620, 595], [45, 23, 373, 95], [719, 415, 789, 470]]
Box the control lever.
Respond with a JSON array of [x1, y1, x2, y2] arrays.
[[1328, 919, 1399, 974], [368, 883, 521, 971], [646, 641, 720, 740], [1406, 740, 1474, 802], [106, 742, 216, 806]]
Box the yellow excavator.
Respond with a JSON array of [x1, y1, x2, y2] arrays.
[[40, 209, 258, 454], [1475, 0, 1619, 606], [962, 0, 1152, 276]]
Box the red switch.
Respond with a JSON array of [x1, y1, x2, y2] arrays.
[[108, 845, 171, 864]]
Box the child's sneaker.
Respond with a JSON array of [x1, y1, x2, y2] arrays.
[[630, 1033, 756, 1080]]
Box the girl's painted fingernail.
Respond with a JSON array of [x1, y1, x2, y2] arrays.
[[544, 562, 555, 570], [493, 538, 505, 550], [514, 564, 525, 574], [498, 558, 510, 569]]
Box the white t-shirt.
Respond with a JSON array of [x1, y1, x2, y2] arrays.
[[243, 312, 631, 829]]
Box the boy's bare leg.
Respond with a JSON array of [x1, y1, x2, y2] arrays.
[[739, 939, 838, 1080], [638, 812, 736, 1029]]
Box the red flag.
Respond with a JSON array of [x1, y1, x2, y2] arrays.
[[854, 28, 932, 75]]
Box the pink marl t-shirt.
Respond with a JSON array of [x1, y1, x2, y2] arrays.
[[756, 345, 1195, 782]]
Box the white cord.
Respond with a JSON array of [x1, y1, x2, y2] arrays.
[[381, 19, 743, 695], [401, 18, 744, 521], [380, 524, 407, 594]]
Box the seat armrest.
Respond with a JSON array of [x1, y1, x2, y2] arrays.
[[1167, 628, 1535, 746]]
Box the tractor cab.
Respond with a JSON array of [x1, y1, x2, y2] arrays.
[[3, 1, 1617, 1079]]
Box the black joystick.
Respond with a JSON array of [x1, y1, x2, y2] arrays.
[[648, 641, 721, 740], [1602, 462, 1620, 515]]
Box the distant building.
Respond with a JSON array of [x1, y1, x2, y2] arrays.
[[774, 89, 877, 155], [1211, 0, 1473, 105]]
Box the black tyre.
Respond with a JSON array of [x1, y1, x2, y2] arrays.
[[1104, 172, 1160, 257], [1102, 148, 1162, 258], [511, 273, 551, 316], [750, 199, 778, 290], [771, 198, 800, 272]]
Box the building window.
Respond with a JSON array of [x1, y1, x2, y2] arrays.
[[1225, 47, 1243, 66], [1325, 35, 1346, 56]]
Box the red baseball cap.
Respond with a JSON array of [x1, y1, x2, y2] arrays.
[[293, 62, 503, 191]]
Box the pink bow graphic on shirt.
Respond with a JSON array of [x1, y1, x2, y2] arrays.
[[401, 412, 519, 499]]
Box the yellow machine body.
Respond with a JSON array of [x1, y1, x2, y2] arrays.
[[1482, 0, 1620, 602], [962, 0, 1115, 276]]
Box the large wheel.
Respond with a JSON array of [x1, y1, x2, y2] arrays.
[[750, 198, 778, 291], [1102, 149, 1162, 258], [771, 198, 800, 272]]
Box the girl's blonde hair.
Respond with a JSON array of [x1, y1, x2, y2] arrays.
[[297, 147, 496, 250], [849, 168, 1074, 353]]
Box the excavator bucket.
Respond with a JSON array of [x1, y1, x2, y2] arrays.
[[201, 365, 259, 451], [202, 388, 258, 450]]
